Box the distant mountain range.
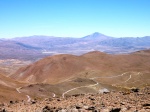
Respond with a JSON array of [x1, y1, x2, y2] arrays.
[[0, 32, 150, 60]]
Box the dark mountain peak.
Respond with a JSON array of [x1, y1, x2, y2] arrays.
[[82, 32, 112, 41], [86, 32, 106, 38], [91, 32, 104, 37]]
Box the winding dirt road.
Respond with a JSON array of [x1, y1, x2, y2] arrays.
[[124, 75, 131, 83], [16, 87, 21, 93], [62, 72, 132, 98], [90, 72, 127, 80], [16, 87, 31, 102], [62, 81, 99, 98]]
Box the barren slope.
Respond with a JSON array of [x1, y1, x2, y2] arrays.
[[11, 54, 96, 84], [11, 50, 150, 84], [0, 73, 27, 102]]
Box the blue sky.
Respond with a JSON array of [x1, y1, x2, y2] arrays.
[[0, 0, 150, 38]]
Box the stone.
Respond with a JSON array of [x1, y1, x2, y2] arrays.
[[83, 106, 89, 109], [31, 100, 36, 104], [9, 101, 13, 104], [42, 106, 51, 112], [121, 107, 127, 112], [110, 108, 121, 112], [101, 109, 109, 112], [86, 106, 95, 110], [59, 109, 67, 112], [142, 103, 150, 107], [131, 88, 139, 93], [76, 105, 82, 109]]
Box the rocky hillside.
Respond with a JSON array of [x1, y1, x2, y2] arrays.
[[0, 87, 149, 112]]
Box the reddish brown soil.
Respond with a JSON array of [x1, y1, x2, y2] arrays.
[[11, 50, 150, 84]]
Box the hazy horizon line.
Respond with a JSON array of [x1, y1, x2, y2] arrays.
[[1, 32, 150, 39]]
